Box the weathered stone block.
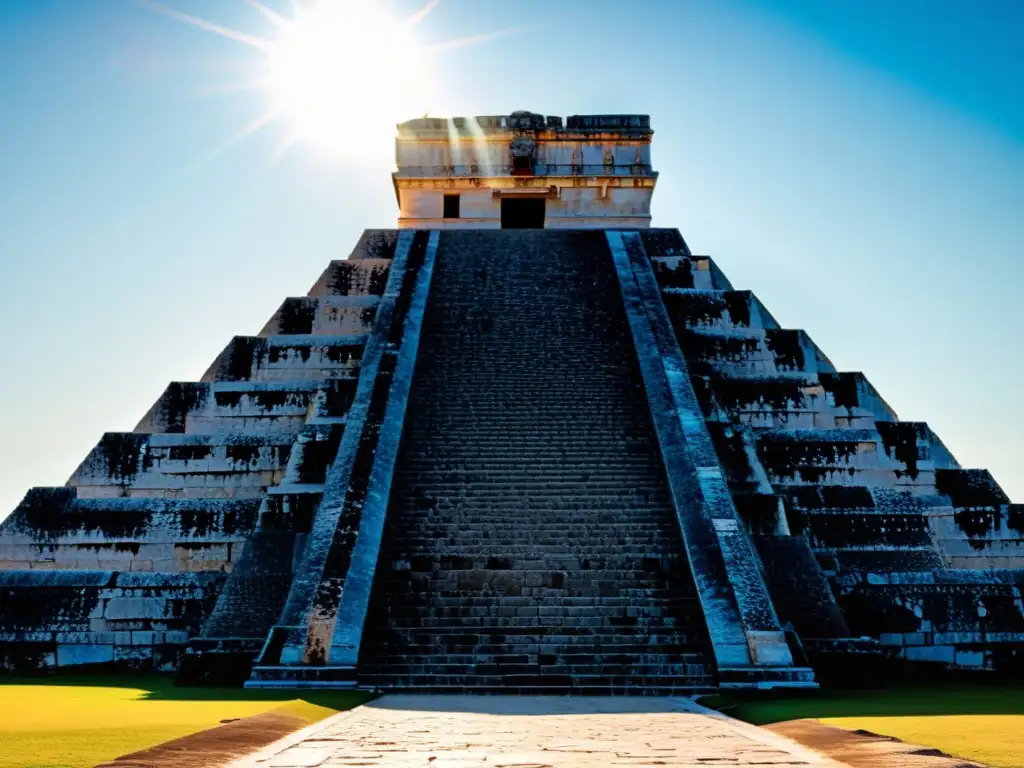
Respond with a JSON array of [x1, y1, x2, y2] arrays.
[[955, 650, 986, 668], [57, 644, 114, 666], [104, 597, 169, 620], [903, 645, 955, 663]]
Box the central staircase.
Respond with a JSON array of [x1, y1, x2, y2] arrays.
[[357, 230, 715, 693]]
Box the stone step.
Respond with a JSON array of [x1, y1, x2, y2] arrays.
[[359, 663, 710, 678], [380, 582, 695, 597], [395, 468, 668, 478], [373, 586, 698, 600], [356, 673, 714, 689], [356, 231, 713, 690], [362, 650, 706, 664], [399, 462, 664, 472], [375, 604, 684, 619], [379, 589, 695, 601], [401, 428, 655, 436], [394, 508, 677, 516], [355, 682, 717, 695], [364, 638, 704, 652], [393, 498, 673, 506], [391, 499, 671, 509], [400, 453, 661, 461], [399, 450, 655, 456], [391, 511, 672, 521], [386, 555, 683, 567], [399, 448, 659, 456], [390, 537, 679, 545], [393, 527, 677, 536], [391, 541, 679, 551], [389, 482, 668, 493], [375, 616, 686, 629]]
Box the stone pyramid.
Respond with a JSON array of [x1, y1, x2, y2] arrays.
[[2, 113, 1020, 692]]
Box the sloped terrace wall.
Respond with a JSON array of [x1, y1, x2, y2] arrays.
[[640, 228, 1024, 670], [0, 231, 401, 671]]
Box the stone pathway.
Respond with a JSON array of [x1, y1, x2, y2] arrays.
[[230, 695, 846, 767]]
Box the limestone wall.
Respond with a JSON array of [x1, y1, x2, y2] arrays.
[[394, 113, 653, 178], [260, 296, 379, 337], [833, 570, 1024, 669], [640, 228, 1024, 670], [395, 136, 652, 176], [307, 260, 392, 297], [0, 229, 401, 670], [0, 570, 224, 672], [396, 186, 653, 229], [393, 113, 656, 229], [0, 489, 259, 572], [5, 225, 1021, 678]]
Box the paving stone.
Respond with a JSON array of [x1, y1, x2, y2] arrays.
[[358, 231, 712, 692], [234, 695, 844, 768]]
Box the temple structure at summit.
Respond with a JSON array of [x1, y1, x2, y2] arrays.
[[393, 112, 655, 229], [2, 112, 1022, 692]]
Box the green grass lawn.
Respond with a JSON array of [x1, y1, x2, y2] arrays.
[[0, 675, 371, 768], [702, 683, 1024, 768]]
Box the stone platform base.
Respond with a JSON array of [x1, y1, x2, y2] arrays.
[[230, 694, 844, 767], [244, 665, 358, 689]]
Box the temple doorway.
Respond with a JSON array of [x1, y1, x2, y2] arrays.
[[501, 198, 546, 229]]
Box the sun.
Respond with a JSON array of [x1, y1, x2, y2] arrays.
[[267, 2, 434, 156], [139, 0, 517, 162]]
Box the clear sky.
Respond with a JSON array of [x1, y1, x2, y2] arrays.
[[0, 0, 1021, 519]]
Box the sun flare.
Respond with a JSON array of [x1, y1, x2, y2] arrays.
[[267, 2, 433, 155], [140, 0, 516, 162]]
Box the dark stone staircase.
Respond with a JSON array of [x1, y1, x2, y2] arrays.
[[357, 230, 715, 693]]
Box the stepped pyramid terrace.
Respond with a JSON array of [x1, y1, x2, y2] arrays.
[[2, 111, 1023, 693]]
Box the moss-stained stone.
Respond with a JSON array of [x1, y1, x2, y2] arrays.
[[168, 445, 211, 462], [733, 494, 783, 535], [278, 297, 317, 335], [218, 337, 268, 382], [723, 291, 752, 327], [225, 445, 260, 467], [652, 258, 695, 289], [324, 345, 363, 364], [159, 383, 210, 433], [876, 421, 926, 480], [352, 229, 399, 262], [321, 378, 359, 417], [936, 469, 1009, 508], [97, 433, 150, 484], [639, 228, 691, 257], [807, 512, 930, 549], [1009, 504, 1024, 534], [295, 425, 345, 484], [818, 372, 861, 411], [705, 423, 759, 489], [765, 329, 806, 371], [662, 290, 728, 328], [756, 431, 862, 482], [214, 391, 244, 408], [327, 262, 392, 296], [707, 374, 811, 413], [678, 330, 761, 374], [936, 469, 1009, 542]]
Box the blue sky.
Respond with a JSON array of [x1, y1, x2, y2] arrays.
[[0, 0, 1022, 518]]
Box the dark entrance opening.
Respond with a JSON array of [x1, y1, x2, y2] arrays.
[[443, 194, 460, 219], [501, 198, 546, 229]]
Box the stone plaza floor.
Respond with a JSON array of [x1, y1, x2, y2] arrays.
[[230, 694, 845, 767]]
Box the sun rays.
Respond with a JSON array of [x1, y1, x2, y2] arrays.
[[139, 0, 518, 161]]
